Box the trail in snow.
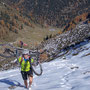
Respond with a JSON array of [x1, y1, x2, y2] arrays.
[[0, 42, 90, 90]]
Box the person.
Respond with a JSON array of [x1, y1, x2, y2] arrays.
[[19, 41, 23, 48], [18, 50, 34, 90]]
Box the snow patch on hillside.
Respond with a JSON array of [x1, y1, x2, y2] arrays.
[[0, 42, 90, 90]]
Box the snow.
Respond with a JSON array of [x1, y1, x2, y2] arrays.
[[0, 42, 90, 90]]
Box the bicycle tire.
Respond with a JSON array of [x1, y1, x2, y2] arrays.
[[0, 44, 15, 58], [31, 61, 43, 76], [0, 54, 14, 58]]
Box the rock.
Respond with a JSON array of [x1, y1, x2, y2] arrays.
[[70, 66, 79, 69], [39, 23, 90, 61]]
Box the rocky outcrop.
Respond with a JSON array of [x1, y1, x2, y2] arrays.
[[40, 23, 90, 61]]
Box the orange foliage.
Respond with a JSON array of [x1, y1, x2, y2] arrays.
[[74, 16, 81, 23], [88, 21, 90, 23], [6, 23, 10, 28], [12, 19, 17, 25], [58, 31, 62, 34], [16, 8, 19, 11], [16, 14, 34, 28], [11, 26, 15, 31], [29, 11, 33, 17], [0, 26, 8, 38], [0, 20, 5, 26], [81, 13, 88, 21], [23, 19, 34, 27], [67, 24, 76, 31], [40, 53, 48, 61], [74, 13, 88, 23], [64, 12, 89, 31], [16, 0, 24, 7], [71, 24, 76, 29], [11, 19, 19, 28], [11, 26, 18, 33]]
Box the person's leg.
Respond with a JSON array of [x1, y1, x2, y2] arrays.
[[21, 71, 28, 88], [24, 80, 28, 88], [27, 70, 33, 88], [28, 76, 33, 87]]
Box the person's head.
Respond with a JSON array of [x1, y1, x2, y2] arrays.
[[22, 50, 29, 59]]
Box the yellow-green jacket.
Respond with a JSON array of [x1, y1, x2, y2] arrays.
[[18, 57, 34, 72]]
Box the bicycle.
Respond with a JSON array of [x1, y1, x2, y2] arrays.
[[0, 43, 43, 76]]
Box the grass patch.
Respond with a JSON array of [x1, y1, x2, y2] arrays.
[[16, 25, 61, 49]]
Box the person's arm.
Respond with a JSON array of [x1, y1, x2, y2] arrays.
[[18, 57, 23, 65]]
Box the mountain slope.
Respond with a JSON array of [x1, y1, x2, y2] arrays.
[[2, 0, 90, 27], [0, 1, 61, 46], [38, 22, 90, 62], [0, 0, 90, 42], [0, 1, 34, 42], [0, 41, 90, 90]]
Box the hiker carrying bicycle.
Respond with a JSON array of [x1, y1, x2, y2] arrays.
[[18, 50, 34, 89]]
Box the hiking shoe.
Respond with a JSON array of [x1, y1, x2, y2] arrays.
[[28, 87, 32, 90]]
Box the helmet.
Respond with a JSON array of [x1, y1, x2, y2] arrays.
[[22, 50, 29, 55]]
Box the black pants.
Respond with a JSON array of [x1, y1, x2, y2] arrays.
[[21, 70, 33, 80]]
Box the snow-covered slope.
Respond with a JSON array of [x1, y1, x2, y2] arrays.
[[0, 42, 90, 90]]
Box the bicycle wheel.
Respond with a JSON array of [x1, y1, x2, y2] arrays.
[[0, 44, 15, 58], [31, 60, 43, 76]]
